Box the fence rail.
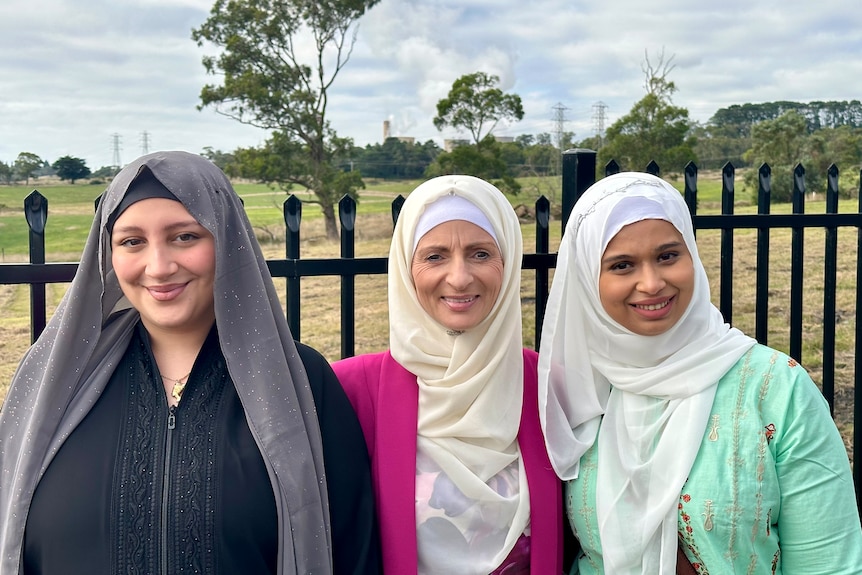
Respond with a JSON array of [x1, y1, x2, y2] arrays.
[[1, 149, 860, 507]]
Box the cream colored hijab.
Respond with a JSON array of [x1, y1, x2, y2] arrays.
[[389, 175, 530, 574], [538, 172, 755, 574]]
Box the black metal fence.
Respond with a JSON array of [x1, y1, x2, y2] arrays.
[[1, 149, 861, 506]]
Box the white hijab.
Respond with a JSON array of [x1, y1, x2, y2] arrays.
[[389, 175, 530, 574], [538, 172, 755, 574]]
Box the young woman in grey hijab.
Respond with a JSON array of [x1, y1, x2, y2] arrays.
[[0, 151, 380, 575]]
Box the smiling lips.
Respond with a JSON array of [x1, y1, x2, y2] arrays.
[[146, 283, 187, 301], [632, 296, 674, 314], [443, 295, 478, 310]]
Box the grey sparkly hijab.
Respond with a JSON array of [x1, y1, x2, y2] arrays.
[[0, 151, 331, 574]]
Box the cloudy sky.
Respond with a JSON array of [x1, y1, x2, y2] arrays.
[[2, 0, 861, 170]]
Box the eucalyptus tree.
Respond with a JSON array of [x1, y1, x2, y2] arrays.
[[192, 0, 380, 239]]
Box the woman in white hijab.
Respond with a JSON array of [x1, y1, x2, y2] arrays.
[[0, 151, 379, 575], [332, 175, 568, 574], [538, 171, 862, 574]]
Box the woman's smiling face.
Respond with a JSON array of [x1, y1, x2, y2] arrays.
[[598, 218, 694, 336], [411, 219, 504, 332], [111, 197, 216, 338]]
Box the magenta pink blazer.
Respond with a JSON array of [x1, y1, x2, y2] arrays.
[[332, 349, 563, 574]]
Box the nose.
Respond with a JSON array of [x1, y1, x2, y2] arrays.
[[446, 257, 473, 290], [637, 264, 666, 294], [145, 244, 179, 279]]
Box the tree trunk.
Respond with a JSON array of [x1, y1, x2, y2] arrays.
[[322, 202, 339, 240]]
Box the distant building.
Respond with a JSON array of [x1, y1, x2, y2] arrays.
[[443, 139, 469, 152], [382, 120, 415, 145]]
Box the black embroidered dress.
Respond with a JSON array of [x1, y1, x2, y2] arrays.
[[24, 323, 377, 575]]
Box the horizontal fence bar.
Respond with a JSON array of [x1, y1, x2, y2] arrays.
[[0, 263, 79, 284]]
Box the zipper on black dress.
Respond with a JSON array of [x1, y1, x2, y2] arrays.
[[160, 404, 176, 574]]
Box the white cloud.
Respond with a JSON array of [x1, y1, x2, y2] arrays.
[[2, 0, 861, 167]]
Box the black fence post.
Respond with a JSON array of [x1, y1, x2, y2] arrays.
[[755, 164, 772, 345], [855, 168, 862, 513], [560, 149, 597, 232], [24, 191, 48, 343], [284, 195, 302, 340], [790, 164, 806, 363], [683, 162, 698, 223], [822, 164, 840, 414], [339, 195, 357, 359], [392, 195, 405, 226], [719, 163, 735, 324], [534, 196, 550, 350]]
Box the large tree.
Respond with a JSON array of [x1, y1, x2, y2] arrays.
[[0, 161, 12, 184], [425, 136, 521, 195], [433, 72, 524, 145], [13, 152, 44, 185], [598, 52, 696, 173], [192, 0, 379, 239], [742, 110, 814, 201], [52, 155, 91, 184]]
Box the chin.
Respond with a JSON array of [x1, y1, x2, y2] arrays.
[[442, 321, 478, 333]]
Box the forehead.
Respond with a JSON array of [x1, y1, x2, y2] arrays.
[[415, 219, 498, 246], [605, 219, 683, 250], [111, 198, 195, 229]]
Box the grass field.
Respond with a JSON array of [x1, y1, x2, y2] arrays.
[[0, 172, 857, 464]]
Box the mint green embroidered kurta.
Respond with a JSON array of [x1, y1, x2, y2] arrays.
[[567, 345, 862, 574]]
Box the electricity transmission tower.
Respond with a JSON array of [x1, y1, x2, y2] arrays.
[[591, 101, 608, 148], [551, 103, 569, 176], [111, 133, 123, 171], [141, 131, 151, 156]]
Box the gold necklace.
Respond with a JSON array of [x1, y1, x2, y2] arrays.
[[161, 371, 192, 402]]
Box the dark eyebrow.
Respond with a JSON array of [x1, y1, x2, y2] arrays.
[[465, 240, 499, 250], [415, 239, 498, 253], [601, 253, 631, 265], [111, 220, 202, 236], [655, 240, 685, 252], [601, 241, 684, 265]]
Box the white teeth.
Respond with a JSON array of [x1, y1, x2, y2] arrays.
[[446, 297, 474, 303], [636, 300, 669, 311]]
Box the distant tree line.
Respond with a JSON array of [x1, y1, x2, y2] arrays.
[[6, 92, 861, 207], [0, 152, 112, 185]]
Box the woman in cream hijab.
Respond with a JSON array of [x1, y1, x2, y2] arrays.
[[538, 171, 861, 574], [332, 175, 567, 574]]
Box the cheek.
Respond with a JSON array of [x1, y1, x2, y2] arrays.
[[111, 254, 133, 282], [489, 264, 505, 294], [597, 274, 615, 309], [409, 266, 435, 300], [188, 245, 217, 278]]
